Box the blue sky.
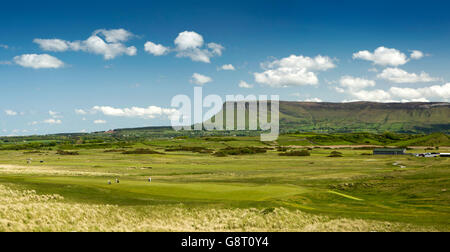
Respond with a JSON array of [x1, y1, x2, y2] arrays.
[[1, 0, 450, 136]]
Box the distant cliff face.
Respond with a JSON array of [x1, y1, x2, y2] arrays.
[[278, 102, 450, 133]]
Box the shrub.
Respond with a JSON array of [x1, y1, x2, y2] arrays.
[[214, 147, 267, 156], [277, 146, 289, 152], [328, 151, 343, 157], [213, 151, 228, 157], [103, 149, 126, 153], [279, 150, 310, 156], [122, 149, 164, 155], [56, 150, 79, 155], [165, 146, 213, 154]]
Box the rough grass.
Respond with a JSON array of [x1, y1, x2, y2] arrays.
[[0, 185, 435, 232]]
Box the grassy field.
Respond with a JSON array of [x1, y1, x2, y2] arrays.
[[0, 136, 449, 232]]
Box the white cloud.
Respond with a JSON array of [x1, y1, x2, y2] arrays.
[[353, 47, 409, 66], [43, 119, 62, 124], [219, 64, 235, 71], [390, 83, 450, 100], [94, 120, 107, 124], [33, 39, 71, 52], [303, 98, 323, 102], [144, 41, 169, 56], [410, 50, 425, 60], [95, 29, 133, 43], [238, 81, 253, 89], [143, 31, 224, 63], [335, 76, 392, 102], [334, 87, 345, 93], [34, 29, 137, 60], [0, 44, 8, 49], [82, 35, 137, 60], [75, 109, 87, 115], [14, 54, 64, 69], [339, 76, 376, 90], [92, 105, 179, 120], [377, 68, 440, 83], [254, 55, 336, 87], [190, 73, 212, 85], [207, 43, 224, 56], [176, 48, 213, 63], [174, 31, 223, 63], [401, 98, 430, 103], [175, 31, 204, 50], [5, 110, 17, 116], [347, 89, 392, 102]]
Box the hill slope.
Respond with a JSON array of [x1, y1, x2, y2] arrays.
[[216, 101, 450, 134]]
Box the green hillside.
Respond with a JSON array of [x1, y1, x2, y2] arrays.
[[214, 101, 450, 134]]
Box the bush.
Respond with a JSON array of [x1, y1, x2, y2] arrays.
[[213, 151, 228, 157], [214, 147, 267, 156], [122, 149, 164, 155], [279, 150, 310, 156], [56, 150, 79, 155], [328, 151, 343, 157], [277, 146, 289, 152], [165, 146, 213, 154], [104, 149, 126, 153]]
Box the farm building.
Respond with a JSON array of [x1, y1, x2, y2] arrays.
[[440, 153, 450, 157], [373, 148, 406, 155]]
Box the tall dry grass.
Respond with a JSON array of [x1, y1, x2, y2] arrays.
[[0, 185, 435, 232]]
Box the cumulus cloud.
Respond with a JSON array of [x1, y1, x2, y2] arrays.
[[377, 68, 440, 83], [94, 120, 107, 124], [175, 31, 204, 50], [14, 54, 64, 69], [33, 29, 137, 60], [219, 64, 235, 71], [144, 41, 169, 56], [353, 47, 409, 66], [410, 50, 425, 60], [348, 89, 392, 102], [254, 54, 336, 87], [92, 105, 179, 120], [339, 76, 376, 90], [190, 73, 212, 85], [43, 119, 62, 124], [95, 29, 133, 43], [390, 83, 450, 100], [335, 76, 392, 102], [143, 31, 224, 63], [238, 81, 254, 89], [33, 39, 72, 52], [5, 110, 18, 116]]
